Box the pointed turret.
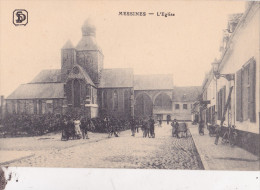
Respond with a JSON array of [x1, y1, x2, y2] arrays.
[[62, 40, 74, 49]]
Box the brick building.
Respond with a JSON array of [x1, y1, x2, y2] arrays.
[[5, 19, 200, 121]]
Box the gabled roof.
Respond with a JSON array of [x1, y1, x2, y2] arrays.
[[76, 36, 102, 51], [30, 69, 61, 83], [172, 86, 201, 102], [62, 40, 74, 49], [67, 65, 95, 86], [99, 68, 134, 88], [134, 74, 173, 90], [6, 83, 64, 100]]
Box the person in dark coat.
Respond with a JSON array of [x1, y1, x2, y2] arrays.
[[130, 117, 135, 136], [149, 116, 155, 138], [171, 119, 179, 138]]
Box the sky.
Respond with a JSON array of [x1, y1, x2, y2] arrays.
[[0, 1, 246, 97]]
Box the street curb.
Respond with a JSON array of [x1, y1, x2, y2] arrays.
[[189, 127, 210, 170], [0, 154, 35, 166]]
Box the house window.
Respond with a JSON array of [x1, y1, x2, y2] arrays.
[[113, 90, 118, 110], [236, 58, 256, 122], [183, 104, 187, 109], [175, 104, 180, 109]]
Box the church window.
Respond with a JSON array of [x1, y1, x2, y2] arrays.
[[124, 90, 129, 111], [103, 91, 108, 108], [86, 85, 91, 99], [113, 90, 118, 110], [33, 100, 37, 114]]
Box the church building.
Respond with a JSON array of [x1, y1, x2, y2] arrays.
[[5, 19, 200, 121]]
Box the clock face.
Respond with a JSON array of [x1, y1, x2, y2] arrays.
[[73, 67, 79, 74]]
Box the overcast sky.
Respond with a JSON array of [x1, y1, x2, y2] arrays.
[[0, 1, 246, 97]]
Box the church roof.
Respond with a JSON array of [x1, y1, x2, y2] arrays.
[[134, 74, 173, 90], [6, 83, 64, 100], [76, 36, 102, 51], [172, 86, 201, 102], [62, 40, 74, 49], [30, 69, 62, 83], [99, 68, 134, 88]]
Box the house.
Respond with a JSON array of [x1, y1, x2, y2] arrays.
[[201, 2, 259, 156]]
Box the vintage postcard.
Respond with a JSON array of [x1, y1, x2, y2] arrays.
[[0, 0, 259, 188]]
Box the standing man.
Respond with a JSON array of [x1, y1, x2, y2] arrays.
[[149, 116, 155, 138], [171, 119, 179, 138], [130, 117, 135, 137]]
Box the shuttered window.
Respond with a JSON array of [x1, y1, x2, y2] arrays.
[[236, 58, 256, 122], [236, 69, 243, 121], [217, 86, 226, 120]]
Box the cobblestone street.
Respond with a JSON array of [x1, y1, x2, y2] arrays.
[[1, 123, 204, 169]]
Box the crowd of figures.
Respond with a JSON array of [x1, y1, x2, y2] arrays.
[[0, 113, 189, 139], [61, 116, 158, 141]]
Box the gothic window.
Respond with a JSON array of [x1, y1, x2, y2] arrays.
[[86, 85, 91, 99], [113, 90, 118, 110], [33, 100, 37, 114], [124, 90, 129, 111], [73, 79, 81, 107], [103, 91, 108, 108]]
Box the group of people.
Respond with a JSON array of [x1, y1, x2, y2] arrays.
[[130, 116, 156, 138], [61, 116, 94, 140]]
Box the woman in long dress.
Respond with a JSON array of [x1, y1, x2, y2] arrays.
[[74, 116, 82, 138]]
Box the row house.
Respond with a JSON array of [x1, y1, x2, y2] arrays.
[[201, 2, 259, 156]]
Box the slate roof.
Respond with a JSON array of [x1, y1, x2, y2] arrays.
[[172, 86, 201, 102], [6, 83, 64, 100], [62, 40, 74, 49], [134, 74, 173, 90], [30, 69, 62, 83], [99, 68, 134, 88], [76, 36, 102, 51]]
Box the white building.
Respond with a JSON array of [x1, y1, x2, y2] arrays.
[[201, 2, 259, 156]]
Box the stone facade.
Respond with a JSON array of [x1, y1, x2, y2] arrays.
[[5, 19, 200, 121]]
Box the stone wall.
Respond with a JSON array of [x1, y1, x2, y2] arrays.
[[5, 99, 64, 115], [99, 88, 132, 119]]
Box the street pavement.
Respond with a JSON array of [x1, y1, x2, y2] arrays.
[[189, 124, 259, 170], [0, 123, 204, 169]]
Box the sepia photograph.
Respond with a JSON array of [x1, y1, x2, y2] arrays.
[[0, 0, 259, 189]]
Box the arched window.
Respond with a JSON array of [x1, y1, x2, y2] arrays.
[[103, 91, 108, 108], [113, 90, 118, 110], [73, 79, 80, 107], [124, 90, 129, 112]]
